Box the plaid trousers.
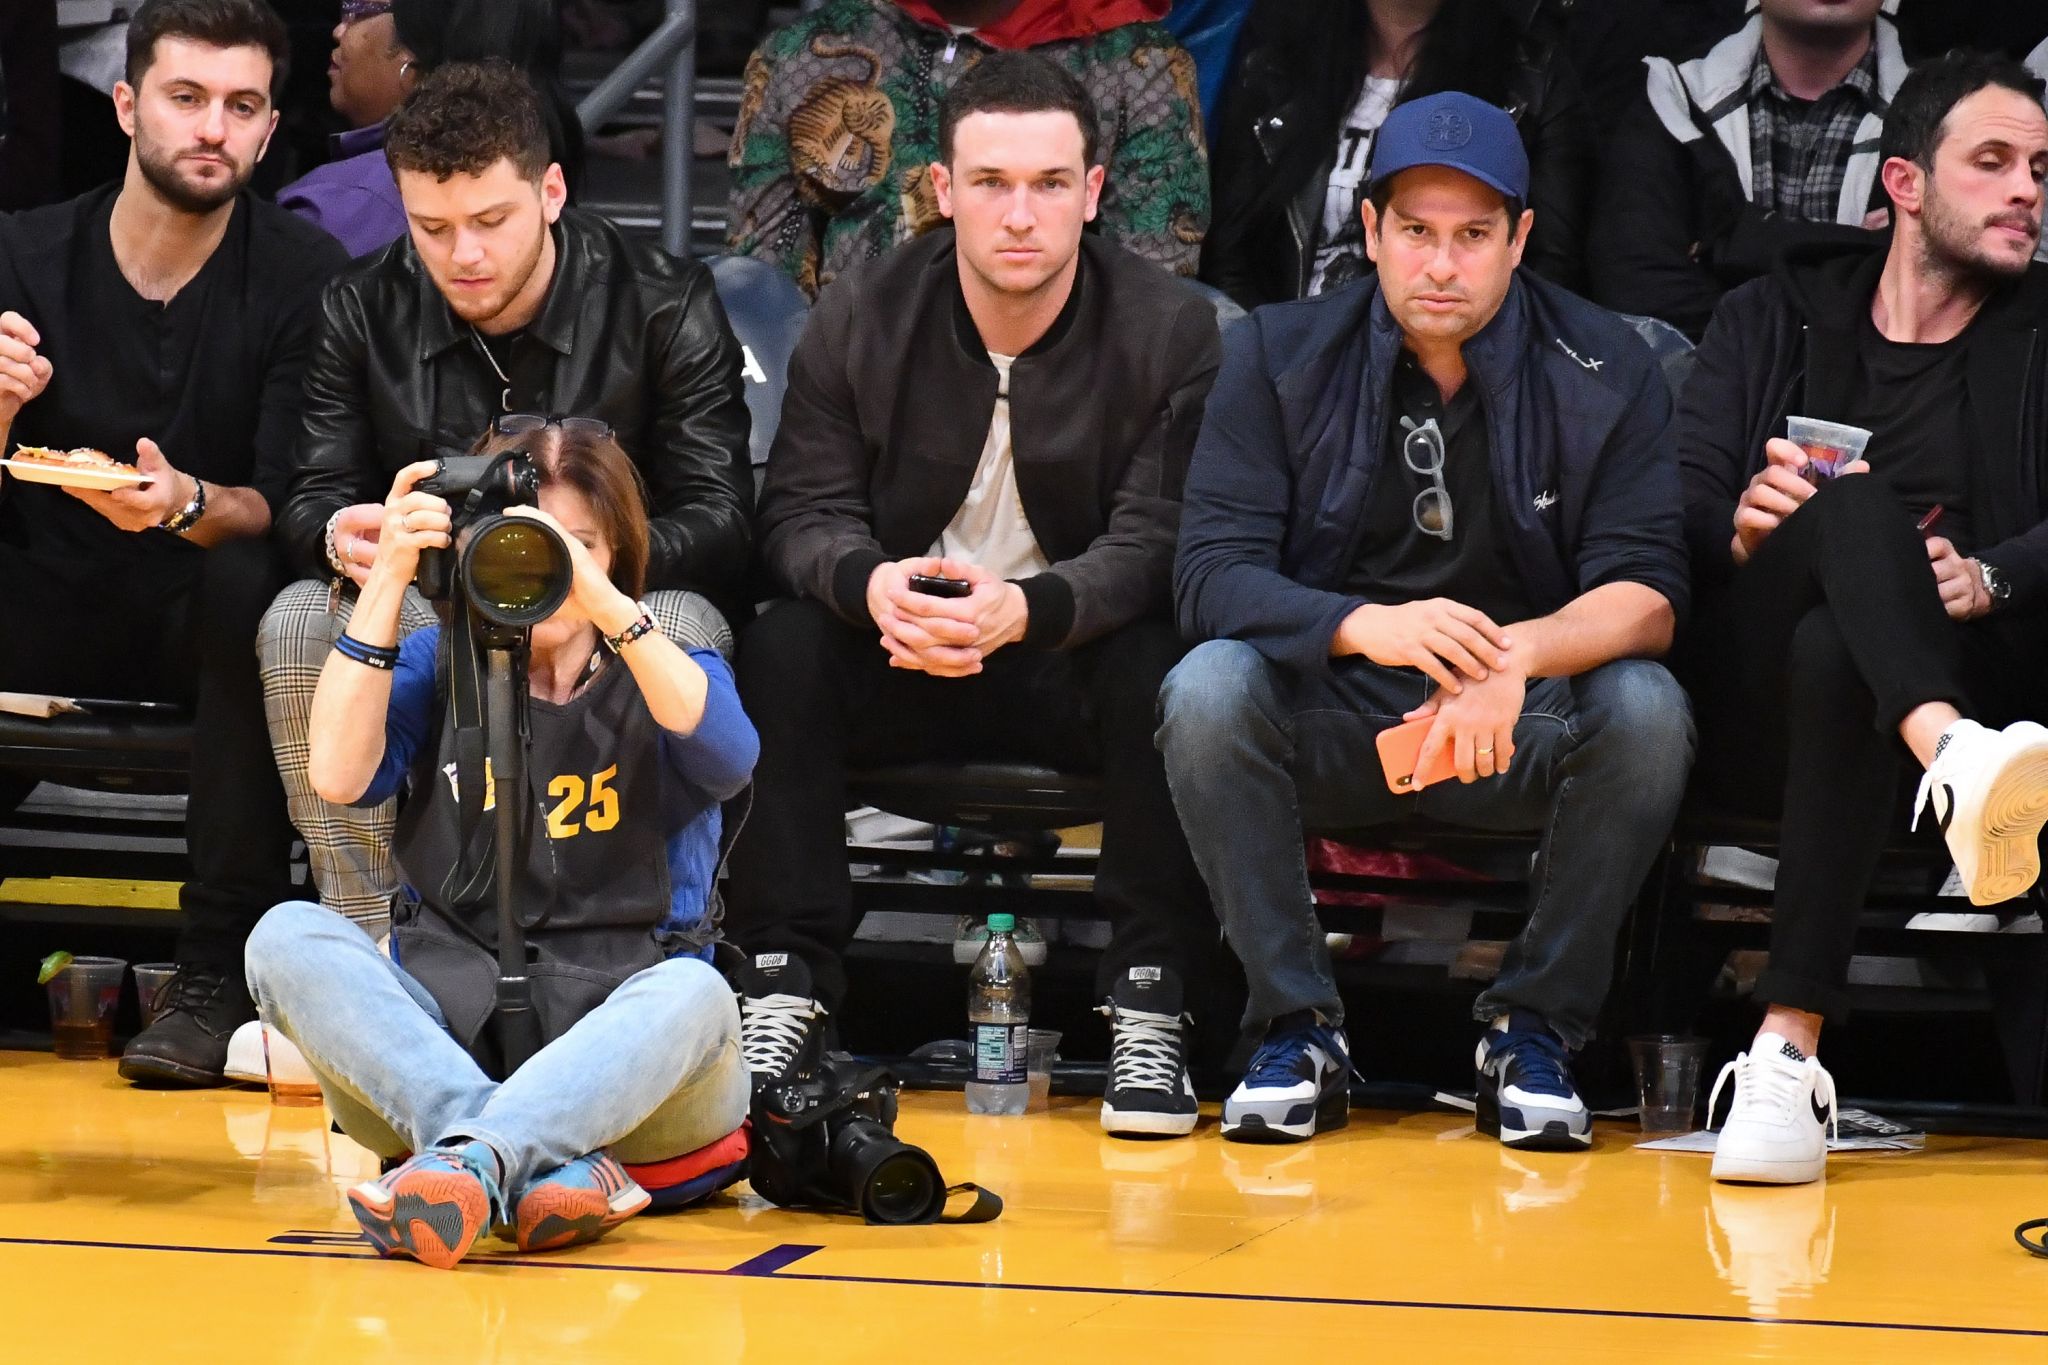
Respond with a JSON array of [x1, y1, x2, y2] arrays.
[[257, 578, 734, 938]]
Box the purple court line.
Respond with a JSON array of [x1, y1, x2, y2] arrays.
[[0, 1234, 2044, 1339]]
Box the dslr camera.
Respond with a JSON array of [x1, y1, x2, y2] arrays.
[[749, 1057, 961, 1225], [415, 451, 573, 631]]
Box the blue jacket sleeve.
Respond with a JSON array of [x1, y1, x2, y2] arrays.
[[353, 628, 439, 808], [658, 648, 759, 805], [1174, 316, 1367, 673], [1573, 351, 1692, 623]]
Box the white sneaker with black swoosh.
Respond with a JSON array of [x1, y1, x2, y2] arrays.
[[1707, 1034, 1838, 1186], [1912, 719, 2048, 906]]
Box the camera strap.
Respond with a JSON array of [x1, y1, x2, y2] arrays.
[[439, 608, 499, 915], [931, 1183, 1003, 1225]]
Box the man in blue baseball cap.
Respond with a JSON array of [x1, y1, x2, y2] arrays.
[[1158, 89, 1695, 1149]]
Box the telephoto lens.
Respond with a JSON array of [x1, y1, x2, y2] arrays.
[[828, 1115, 945, 1225], [458, 514, 573, 627]]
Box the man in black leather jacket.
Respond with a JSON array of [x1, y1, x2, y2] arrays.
[[256, 61, 753, 950]]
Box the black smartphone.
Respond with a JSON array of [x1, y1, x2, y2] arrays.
[[907, 574, 973, 599]]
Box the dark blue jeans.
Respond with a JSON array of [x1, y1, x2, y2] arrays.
[[1157, 641, 1694, 1047]]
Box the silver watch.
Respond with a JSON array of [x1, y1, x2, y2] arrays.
[[1979, 560, 2011, 608]]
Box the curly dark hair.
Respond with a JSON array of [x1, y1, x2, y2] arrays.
[[124, 0, 290, 99], [385, 59, 551, 183]]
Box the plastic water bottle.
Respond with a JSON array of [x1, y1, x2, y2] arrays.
[[966, 913, 1030, 1115]]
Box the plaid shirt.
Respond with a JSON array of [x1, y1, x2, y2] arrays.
[[1747, 45, 1882, 222]]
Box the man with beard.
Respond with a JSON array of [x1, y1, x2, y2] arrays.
[[1676, 52, 2048, 1186], [0, 0, 348, 1085]]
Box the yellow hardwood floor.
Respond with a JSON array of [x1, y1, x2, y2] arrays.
[[0, 1051, 2044, 1362]]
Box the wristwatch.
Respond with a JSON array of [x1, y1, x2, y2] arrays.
[[159, 476, 206, 535], [1979, 560, 2011, 609]]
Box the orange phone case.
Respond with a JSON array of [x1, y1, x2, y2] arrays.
[[1376, 717, 1458, 794]]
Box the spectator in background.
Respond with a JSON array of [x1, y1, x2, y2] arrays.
[[0, 0, 62, 210], [1201, 0, 1594, 309], [278, 0, 584, 257], [1590, 0, 1905, 340], [0, 0, 348, 1087], [727, 0, 1209, 298], [1159, 0, 1253, 144]]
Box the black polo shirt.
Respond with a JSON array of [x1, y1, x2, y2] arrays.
[[0, 184, 346, 586]]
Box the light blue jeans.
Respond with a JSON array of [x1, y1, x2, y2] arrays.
[[244, 900, 749, 1208]]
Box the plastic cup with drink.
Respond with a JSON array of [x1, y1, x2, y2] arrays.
[[1786, 416, 1873, 483], [43, 955, 127, 1060]]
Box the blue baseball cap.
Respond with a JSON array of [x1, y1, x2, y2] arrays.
[[1366, 91, 1529, 203]]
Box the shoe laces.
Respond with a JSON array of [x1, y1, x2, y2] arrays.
[[1244, 1024, 1343, 1089], [740, 992, 819, 1076], [1100, 1003, 1185, 1094], [1488, 1027, 1573, 1098], [1709, 1051, 1839, 1142], [159, 964, 226, 1018]]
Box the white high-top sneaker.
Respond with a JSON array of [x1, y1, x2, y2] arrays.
[[1912, 719, 2048, 906], [1708, 1034, 1838, 1185]]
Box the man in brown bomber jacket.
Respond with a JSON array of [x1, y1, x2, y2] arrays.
[[725, 52, 1222, 1141]]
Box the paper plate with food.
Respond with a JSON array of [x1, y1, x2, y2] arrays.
[[0, 445, 150, 490]]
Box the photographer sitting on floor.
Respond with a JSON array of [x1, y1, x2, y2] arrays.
[[243, 420, 755, 1271]]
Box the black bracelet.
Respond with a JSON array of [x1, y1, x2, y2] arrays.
[[334, 633, 400, 670]]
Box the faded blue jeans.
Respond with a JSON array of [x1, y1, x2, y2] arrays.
[[1157, 641, 1694, 1048], [244, 900, 749, 1209]]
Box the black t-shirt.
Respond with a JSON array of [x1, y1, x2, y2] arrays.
[[1345, 351, 1536, 627], [1845, 310, 1976, 549], [0, 185, 346, 585]]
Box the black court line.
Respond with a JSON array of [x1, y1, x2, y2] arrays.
[[1, 1233, 2044, 1340]]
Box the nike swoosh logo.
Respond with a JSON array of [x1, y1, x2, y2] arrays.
[[1810, 1093, 1832, 1127]]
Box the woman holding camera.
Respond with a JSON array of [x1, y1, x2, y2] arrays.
[[244, 419, 756, 1270]]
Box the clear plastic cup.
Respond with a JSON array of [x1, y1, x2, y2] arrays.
[[1785, 416, 1873, 481], [46, 957, 127, 1059], [263, 1025, 323, 1108], [133, 963, 178, 1028], [1629, 1034, 1711, 1136], [1026, 1028, 1061, 1111]]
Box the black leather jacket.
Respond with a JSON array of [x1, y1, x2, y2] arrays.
[[1201, 0, 1593, 308], [277, 208, 754, 600]]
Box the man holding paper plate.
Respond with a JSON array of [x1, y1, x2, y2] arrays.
[[0, 0, 348, 1087]]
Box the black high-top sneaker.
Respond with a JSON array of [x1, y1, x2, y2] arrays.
[[732, 951, 828, 1091], [1099, 966, 1199, 1138]]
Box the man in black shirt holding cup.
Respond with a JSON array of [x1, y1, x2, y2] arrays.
[[0, 0, 347, 1086], [1675, 52, 2048, 1187]]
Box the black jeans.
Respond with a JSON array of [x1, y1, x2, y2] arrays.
[[725, 597, 1207, 1011], [0, 538, 297, 968], [1681, 476, 2048, 1021]]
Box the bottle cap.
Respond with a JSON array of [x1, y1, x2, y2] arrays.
[[986, 913, 1016, 933]]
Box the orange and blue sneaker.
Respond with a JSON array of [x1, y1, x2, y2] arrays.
[[513, 1151, 651, 1253], [347, 1141, 500, 1270]]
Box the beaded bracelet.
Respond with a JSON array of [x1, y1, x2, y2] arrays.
[[602, 602, 659, 654], [333, 633, 401, 670]]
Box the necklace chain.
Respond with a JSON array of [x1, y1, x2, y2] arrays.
[[470, 325, 513, 412]]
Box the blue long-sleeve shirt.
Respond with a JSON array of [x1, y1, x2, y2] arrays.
[[357, 628, 758, 946]]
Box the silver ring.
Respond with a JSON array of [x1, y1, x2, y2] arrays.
[[402, 512, 414, 531], [1476, 746, 1494, 756]]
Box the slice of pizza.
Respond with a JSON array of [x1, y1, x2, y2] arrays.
[[11, 445, 142, 474]]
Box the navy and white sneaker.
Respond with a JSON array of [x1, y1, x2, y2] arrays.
[[1099, 966, 1199, 1138], [1221, 1011, 1350, 1144], [1475, 1012, 1591, 1151], [733, 952, 828, 1091]]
